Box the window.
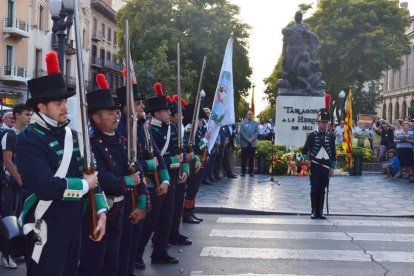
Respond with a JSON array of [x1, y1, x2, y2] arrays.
[[6, 45, 13, 75], [114, 31, 117, 45], [93, 18, 97, 32], [107, 52, 111, 62], [35, 49, 42, 77], [107, 27, 111, 42], [38, 4, 44, 30], [7, 0, 14, 27], [101, 23, 105, 38]]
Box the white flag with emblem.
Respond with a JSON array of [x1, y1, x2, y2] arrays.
[[207, 37, 235, 153]]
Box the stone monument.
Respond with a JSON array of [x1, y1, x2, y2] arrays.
[[275, 11, 326, 147]]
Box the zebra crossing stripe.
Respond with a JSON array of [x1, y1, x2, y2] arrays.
[[200, 247, 414, 262], [217, 217, 414, 227], [210, 229, 414, 242], [190, 272, 321, 276]]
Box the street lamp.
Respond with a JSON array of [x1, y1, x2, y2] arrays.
[[338, 90, 346, 120], [49, 0, 75, 73]]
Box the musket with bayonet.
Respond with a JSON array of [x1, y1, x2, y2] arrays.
[[143, 121, 161, 189], [124, 19, 139, 208], [177, 43, 184, 175], [73, 0, 97, 240], [187, 56, 207, 172]]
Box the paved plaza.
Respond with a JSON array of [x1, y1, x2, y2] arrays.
[[196, 173, 414, 217]]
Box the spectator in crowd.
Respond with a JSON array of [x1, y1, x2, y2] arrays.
[[382, 149, 400, 178], [372, 117, 382, 160], [212, 127, 225, 181], [354, 122, 370, 148], [258, 121, 270, 140], [394, 121, 413, 179], [222, 124, 237, 178], [378, 122, 395, 162], [0, 104, 32, 269], [334, 120, 344, 144], [239, 110, 259, 177], [393, 119, 403, 135], [1, 112, 14, 129]]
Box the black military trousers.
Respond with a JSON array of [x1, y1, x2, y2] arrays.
[[25, 201, 83, 276], [78, 200, 124, 276], [309, 159, 330, 196], [118, 194, 136, 276], [136, 178, 176, 259], [170, 179, 187, 239], [128, 220, 143, 273], [185, 170, 201, 201]]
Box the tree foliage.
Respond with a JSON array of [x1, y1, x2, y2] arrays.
[[116, 0, 252, 112], [264, 0, 411, 117]]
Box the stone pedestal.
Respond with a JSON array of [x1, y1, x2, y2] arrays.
[[275, 95, 325, 147]]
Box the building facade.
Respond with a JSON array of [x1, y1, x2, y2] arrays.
[[380, 2, 414, 122], [90, 0, 122, 92], [0, 0, 31, 106]]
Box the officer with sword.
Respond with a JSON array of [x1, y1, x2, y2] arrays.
[[302, 108, 336, 220]]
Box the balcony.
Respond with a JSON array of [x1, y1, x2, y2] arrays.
[[1, 66, 28, 83], [64, 75, 77, 88], [3, 18, 29, 39], [92, 30, 105, 42], [33, 69, 46, 78], [104, 60, 122, 72], [91, 56, 103, 67], [65, 40, 76, 55], [51, 34, 76, 55]]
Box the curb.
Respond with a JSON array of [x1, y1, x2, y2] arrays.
[[195, 206, 414, 218]]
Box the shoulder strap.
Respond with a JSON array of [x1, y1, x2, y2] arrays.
[[160, 125, 171, 156]]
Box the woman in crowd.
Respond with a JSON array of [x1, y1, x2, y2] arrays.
[[394, 121, 414, 179]]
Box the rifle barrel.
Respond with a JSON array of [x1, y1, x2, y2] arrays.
[[73, 0, 97, 240]]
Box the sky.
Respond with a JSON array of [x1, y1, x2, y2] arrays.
[[227, 0, 414, 115]]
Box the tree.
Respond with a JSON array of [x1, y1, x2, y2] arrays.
[[116, 0, 252, 115], [307, 0, 410, 109], [263, 0, 411, 117], [257, 105, 275, 122], [236, 97, 249, 122]]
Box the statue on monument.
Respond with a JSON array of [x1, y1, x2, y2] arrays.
[[278, 11, 326, 96]]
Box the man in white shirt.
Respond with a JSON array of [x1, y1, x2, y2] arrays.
[[334, 120, 344, 144]]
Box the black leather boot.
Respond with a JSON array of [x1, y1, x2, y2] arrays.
[[310, 194, 318, 219], [318, 194, 326, 220], [182, 211, 200, 224]]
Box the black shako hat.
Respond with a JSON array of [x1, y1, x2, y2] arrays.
[[146, 95, 169, 113], [87, 73, 120, 113], [115, 84, 145, 106], [182, 103, 208, 125], [317, 108, 330, 122], [146, 81, 169, 113], [168, 95, 188, 116], [27, 52, 75, 107]]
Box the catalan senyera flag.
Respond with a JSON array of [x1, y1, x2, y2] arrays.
[[342, 88, 353, 169], [250, 88, 255, 118]]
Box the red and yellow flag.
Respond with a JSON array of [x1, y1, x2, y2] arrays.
[[342, 88, 353, 169]]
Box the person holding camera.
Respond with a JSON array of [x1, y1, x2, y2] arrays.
[[378, 122, 394, 162], [394, 121, 413, 179]]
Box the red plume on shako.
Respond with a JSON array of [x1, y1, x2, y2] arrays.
[[96, 73, 110, 90], [166, 95, 174, 104], [154, 82, 164, 95], [46, 51, 60, 75]]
